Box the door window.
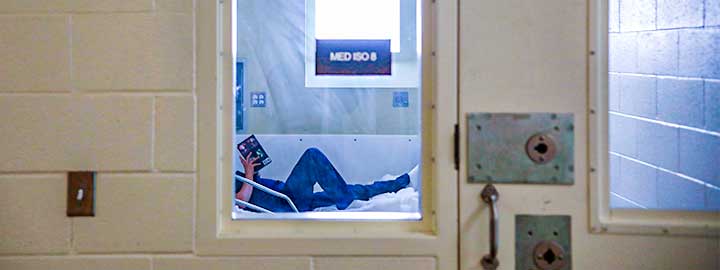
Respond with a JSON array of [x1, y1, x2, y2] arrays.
[[233, 0, 423, 220]]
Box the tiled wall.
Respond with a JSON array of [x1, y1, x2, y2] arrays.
[[0, 1, 436, 269], [609, 0, 720, 211]]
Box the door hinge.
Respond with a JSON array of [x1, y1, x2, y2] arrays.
[[454, 124, 459, 170]]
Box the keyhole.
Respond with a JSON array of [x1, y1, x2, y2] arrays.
[[542, 249, 556, 264], [526, 133, 557, 164], [534, 143, 548, 154]]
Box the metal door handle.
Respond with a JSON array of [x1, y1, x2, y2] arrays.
[[480, 184, 500, 270]]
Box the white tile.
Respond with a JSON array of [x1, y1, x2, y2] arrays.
[[0, 0, 153, 13], [0, 95, 153, 172], [154, 257, 311, 270], [0, 174, 70, 254], [73, 13, 193, 91], [0, 257, 150, 270], [155, 96, 195, 172], [0, 16, 70, 92], [73, 174, 193, 253], [313, 257, 436, 270]]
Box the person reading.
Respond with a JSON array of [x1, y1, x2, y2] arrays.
[[235, 147, 412, 212]]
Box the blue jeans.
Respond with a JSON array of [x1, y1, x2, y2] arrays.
[[236, 148, 410, 212]]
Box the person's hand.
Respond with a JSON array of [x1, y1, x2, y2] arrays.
[[240, 152, 260, 179]]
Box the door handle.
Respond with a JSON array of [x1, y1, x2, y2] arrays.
[[480, 184, 500, 270]]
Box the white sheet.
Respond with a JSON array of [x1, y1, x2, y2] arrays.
[[232, 166, 420, 217]]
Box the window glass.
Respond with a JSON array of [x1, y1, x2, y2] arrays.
[[233, 0, 423, 220], [608, 0, 719, 211], [315, 0, 401, 52]]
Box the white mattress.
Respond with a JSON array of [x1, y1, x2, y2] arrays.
[[232, 166, 421, 218]]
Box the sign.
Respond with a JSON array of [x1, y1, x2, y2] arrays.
[[316, 39, 391, 75]]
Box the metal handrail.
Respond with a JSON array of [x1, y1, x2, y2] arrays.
[[235, 176, 300, 213]]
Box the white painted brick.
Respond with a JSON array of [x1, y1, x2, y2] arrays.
[[620, 0, 656, 31], [157, 0, 194, 13], [609, 0, 620, 32], [679, 29, 720, 79], [637, 30, 678, 75], [0, 96, 152, 172], [0, 174, 70, 254], [155, 96, 195, 172], [0, 257, 150, 270], [708, 0, 720, 26], [0, 0, 153, 13], [708, 187, 720, 210], [609, 73, 621, 111], [154, 257, 311, 270], [657, 77, 704, 128], [0, 16, 70, 92], [616, 157, 658, 208], [678, 130, 720, 186], [636, 120, 679, 171], [313, 257, 436, 270], [73, 174, 193, 253], [73, 14, 193, 91], [657, 0, 704, 29], [706, 80, 720, 132], [618, 74, 656, 118], [609, 33, 638, 73], [657, 170, 706, 210], [609, 114, 638, 157]]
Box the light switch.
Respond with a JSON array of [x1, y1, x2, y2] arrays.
[[67, 172, 95, 217]]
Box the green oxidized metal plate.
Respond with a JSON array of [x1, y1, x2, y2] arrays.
[[466, 113, 574, 184], [516, 215, 572, 270]]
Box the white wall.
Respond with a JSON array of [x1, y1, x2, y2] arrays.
[[236, 0, 420, 135], [0, 1, 434, 269]]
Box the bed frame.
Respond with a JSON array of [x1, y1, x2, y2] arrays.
[[234, 176, 299, 214]]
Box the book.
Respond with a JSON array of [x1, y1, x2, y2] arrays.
[[236, 134, 272, 172]]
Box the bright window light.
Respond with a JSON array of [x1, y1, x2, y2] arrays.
[[315, 0, 401, 53]]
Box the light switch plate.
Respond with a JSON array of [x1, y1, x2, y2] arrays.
[[67, 172, 95, 217]]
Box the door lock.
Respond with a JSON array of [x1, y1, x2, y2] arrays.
[[516, 215, 572, 270], [525, 133, 558, 164], [533, 240, 567, 270]]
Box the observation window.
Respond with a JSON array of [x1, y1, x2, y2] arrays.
[[232, 0, 423, 220]]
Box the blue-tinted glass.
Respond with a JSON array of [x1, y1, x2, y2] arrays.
[[608, 0, 719, 212]]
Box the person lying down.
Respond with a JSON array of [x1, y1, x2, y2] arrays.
[[235, 147, 416, 213]]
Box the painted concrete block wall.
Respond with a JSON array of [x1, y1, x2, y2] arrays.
[[0, 1, 436, 269], [609, 0, 720, 211]]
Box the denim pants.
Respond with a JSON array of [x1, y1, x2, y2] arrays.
[[237, 148, 410, 212]]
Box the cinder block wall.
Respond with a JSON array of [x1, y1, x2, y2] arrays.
[[0, 1, 435, 269], [609, 0, 720, 210]]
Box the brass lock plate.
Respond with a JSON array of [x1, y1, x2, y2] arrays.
[[466, 113, 574, 184], [516, 215, 572, 270]]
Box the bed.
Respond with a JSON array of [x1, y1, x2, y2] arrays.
[[232, 134, 421, 218]]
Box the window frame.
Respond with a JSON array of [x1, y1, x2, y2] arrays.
[[588, 0, 720, 236], [195, 0, 459, 263]]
